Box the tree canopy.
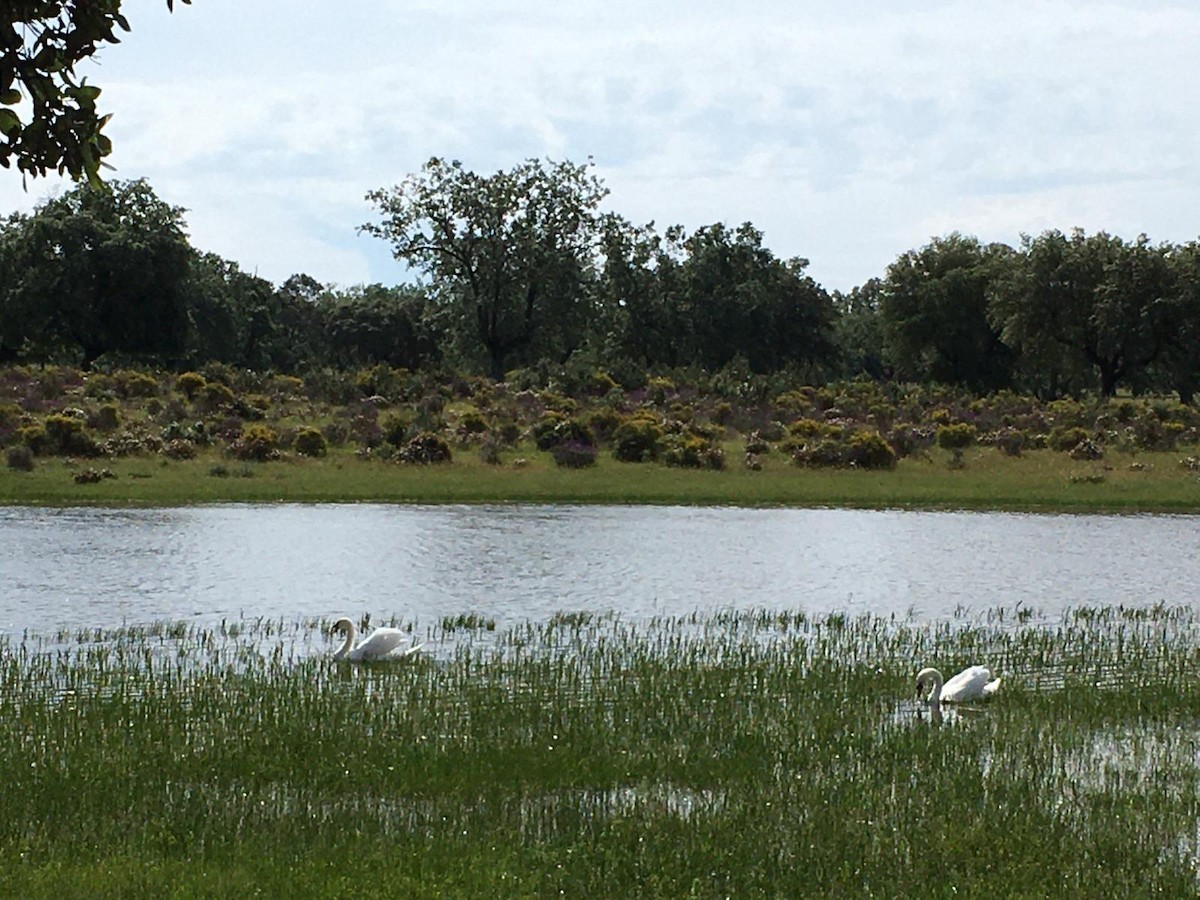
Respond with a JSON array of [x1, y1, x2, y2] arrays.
[[363, 157, 609, 380], [1, 1, 189, 184], [0, 177, 191, 366]]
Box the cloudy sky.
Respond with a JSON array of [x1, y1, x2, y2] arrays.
[[3, 0, 1198, 293]]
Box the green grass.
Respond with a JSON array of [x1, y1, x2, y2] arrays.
[[2, 607, 1199, 897], [3, 445, 1200, 512]]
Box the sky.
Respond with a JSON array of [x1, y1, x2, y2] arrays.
[[3, 0, 1199, 294]]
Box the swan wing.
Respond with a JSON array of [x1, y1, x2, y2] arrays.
[[940, 666, 992, 702], [353, 626, 411, 659]]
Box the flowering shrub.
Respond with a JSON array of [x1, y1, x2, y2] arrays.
[[792, 429, 896, 470], [612, 413, 663, 462], [661, 432, 725, 470], [935, 423, 977, 451], [293, 427, 328, 458], [396, 431, 452, 464], [228, 425, 280, 461]]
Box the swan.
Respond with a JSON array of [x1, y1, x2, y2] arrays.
[[915, 665, 1000, 704], [332, 617, 422, 661]]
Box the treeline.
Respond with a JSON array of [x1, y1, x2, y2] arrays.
[[1, 161, 1197, 402]]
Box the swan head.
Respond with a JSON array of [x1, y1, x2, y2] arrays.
[[331, 617, 355, 636], [915, 667, 943, 701]]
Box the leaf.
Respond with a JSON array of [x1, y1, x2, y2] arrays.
[[0, 88, 20, 105], [0, 107, 20, 136]]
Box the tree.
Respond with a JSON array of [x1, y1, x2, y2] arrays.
[[363, 157, 608, 380], [594, 216, 687, 368], [832, 278, 889, 380], [880, 233, 1016, 392], [2, 2, 189, 184], [990, 230, 1173, 397], [1157, 241, 1200, 404], [319, 283, 440, 370], [0, 177, 191, 367], [674, 222, 837, 375]]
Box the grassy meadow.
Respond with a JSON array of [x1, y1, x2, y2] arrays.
[[3, 443, 1200, 512], [2, 608, 1200, 897]]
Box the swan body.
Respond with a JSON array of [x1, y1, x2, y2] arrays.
[[915, 665, 1000, 704], [332, 617, 422, 661]]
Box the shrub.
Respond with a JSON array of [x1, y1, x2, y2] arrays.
[[479, 435, 504, 466], [991, 427, 1026, 457], [163, 439, 198, 460], [198, 381, 236, 413], [887, 424, 935, 459], [1048, 425, 1090, 453], [294, 427, 328, 458], [379, 410, 415, 446], [228, 424, 281, 461], [43, 414, 100, 456], [787, 418, 830, 439], [1069, 439, 1104, 461], [550, 439, 598, 468], [322, 421, 351, 447], [612, 413, 664, 463], [584, 406, 623, 443], [396, 431, 452, 464], [744, 432, 772, 456], [177, 372, 207, 400], [115, 370, 159, 399], [845, 430, 897, 470], [6, 444, 34, 471], [792, 429, 896, 470], [18, 424, 48, 455], [661, 432, 725, 470], [935, 423, 977, 451], [88, 404, 121, 432], [535, 416, 595, 452], [0, 402, 24, 446], [456, 409, 489, 438], [531, 411, 567, 450]]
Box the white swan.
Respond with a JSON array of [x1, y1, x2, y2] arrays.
[[332, 617, 422, 661], [915, 665, 1001, 704]]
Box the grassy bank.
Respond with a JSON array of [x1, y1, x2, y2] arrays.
[[3, 444, 1200, 512], [2, 608, 1199, 896]]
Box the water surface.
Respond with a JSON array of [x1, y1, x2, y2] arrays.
[[1, 504, 1196, 635]]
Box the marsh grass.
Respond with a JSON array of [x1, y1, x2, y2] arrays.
[[3, 607, 1200, 896], [3, 445, 1200, 512]]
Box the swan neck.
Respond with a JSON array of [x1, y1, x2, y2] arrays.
[[918, 667, 944, 704], [334, 621, 356, 659]]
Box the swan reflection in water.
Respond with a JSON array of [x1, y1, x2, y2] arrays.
[[331, 616, 423, 661]]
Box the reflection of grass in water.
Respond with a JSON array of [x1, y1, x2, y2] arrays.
[[2, 606, 1199, 896]]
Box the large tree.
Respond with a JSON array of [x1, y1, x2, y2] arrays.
[[676, 222, 836, 375], [0, 177, 191, 366], [880, 233, 1016, 392], [2, 2, 189, 184], [990, 229, 1173, 397], [363, 157, 608, 380], [1157, 241, 1200, 404]]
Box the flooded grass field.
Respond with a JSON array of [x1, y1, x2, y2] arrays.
[[2, 606, 1199, 897]]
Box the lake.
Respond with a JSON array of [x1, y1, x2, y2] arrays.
[[2, 504, 1196, 638]]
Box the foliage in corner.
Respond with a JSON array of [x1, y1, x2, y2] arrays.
[[1, 1, 189, 184]]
